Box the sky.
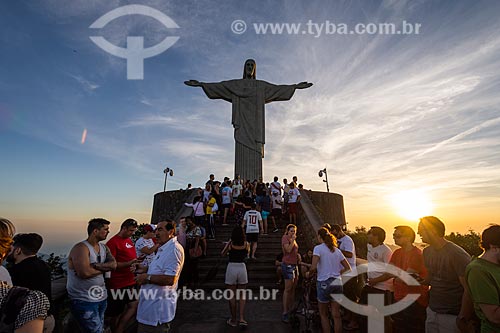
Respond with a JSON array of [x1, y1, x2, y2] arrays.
[[1, 0, 499, 255]]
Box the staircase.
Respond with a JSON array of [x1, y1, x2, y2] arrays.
[[198, 221, 284, 290], [169, 191, 348, 332]]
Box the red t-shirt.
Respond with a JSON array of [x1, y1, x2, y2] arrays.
[[281, 235, 298, 264], [106, 234, 137, 289], [390, 246, 429, 307]]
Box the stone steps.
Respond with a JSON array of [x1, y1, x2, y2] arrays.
[[195, 216, 284, 291]]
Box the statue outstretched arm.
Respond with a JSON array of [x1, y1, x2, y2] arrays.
[[295, 82, 313, 89], [184, 80, 202, 87], [185, 79, 234, 102], [263, 80, 312, 103]]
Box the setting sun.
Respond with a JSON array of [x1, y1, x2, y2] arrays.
[[391, 189, 433, 221]]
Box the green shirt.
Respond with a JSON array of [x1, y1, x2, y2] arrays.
[[466, 258, 500, 333]]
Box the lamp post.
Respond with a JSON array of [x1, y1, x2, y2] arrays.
[[163, 167, 174, 192], [318, 168, 330, 192]]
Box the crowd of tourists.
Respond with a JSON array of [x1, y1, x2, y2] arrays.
[[1, 176, 500, 333], [275, 217, 496, 333], [184, 173, 304, 231]]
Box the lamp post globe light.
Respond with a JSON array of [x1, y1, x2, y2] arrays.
[[318, 168, 330, 193], [163, 167, 174, 192]]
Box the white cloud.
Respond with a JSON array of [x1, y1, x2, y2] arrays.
[[67, 73, 100, 92]]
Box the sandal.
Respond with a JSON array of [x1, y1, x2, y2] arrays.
[[239, 320, 248, 328], [226, 319, 237, 327]]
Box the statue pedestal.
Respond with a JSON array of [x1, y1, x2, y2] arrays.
[[234, 142, 262, 180]]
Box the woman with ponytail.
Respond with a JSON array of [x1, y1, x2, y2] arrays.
[[306, 227, 351, 333]]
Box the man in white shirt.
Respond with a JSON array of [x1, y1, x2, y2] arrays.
[[364, 226, 393, 332], [242, 203, 262, 259], [330, 224, 359, 331], [134, 220, 184, 333], [221, 181, 233, 226], [270, 176, 281, 195], [231, 179, 243, 201]]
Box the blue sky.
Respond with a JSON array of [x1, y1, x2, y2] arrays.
[[1, 0, 500, 254]]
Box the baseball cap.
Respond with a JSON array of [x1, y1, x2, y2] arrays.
[[143, 224, 156, 233]]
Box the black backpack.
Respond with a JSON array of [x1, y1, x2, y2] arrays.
[[0, 286, 30, 333]]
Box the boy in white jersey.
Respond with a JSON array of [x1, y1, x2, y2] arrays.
[[242, 203, 262, 259]]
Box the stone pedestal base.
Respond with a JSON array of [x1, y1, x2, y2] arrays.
[[234, 142, 262, 181]]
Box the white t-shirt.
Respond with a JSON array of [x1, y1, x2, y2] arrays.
[[203, 190, 211, 203], [367, 243, 393, 291], [135, 237, 156, 266], [270, 181, 281, 194], [313, 243, 347, 281], [272, 194, 283, 210], [221, 186, 232, 204], [232, 183, 243, 198], [137, 237, 184, 326], [243, 210, 262, 234], [0, 266, 12, 285], [337, 234, 357, 277], [288, 188, 300, 203]]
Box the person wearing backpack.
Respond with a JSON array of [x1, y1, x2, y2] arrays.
[[0, 217, 49, 333]]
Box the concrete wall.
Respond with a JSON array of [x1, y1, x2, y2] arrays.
[[150, 189, 199, 224], [150, 188, 346, 239], [304, 190, 346, 226], [296, 189, 346, 252]]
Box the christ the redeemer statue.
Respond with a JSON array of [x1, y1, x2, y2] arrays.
[[185, 59, 312, 181]]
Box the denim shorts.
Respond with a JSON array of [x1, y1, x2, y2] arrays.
[[70, 299, 107, 333], [316, 277, 343, 303], [281, 262, 298, 280], [261, 210, 270, 220]]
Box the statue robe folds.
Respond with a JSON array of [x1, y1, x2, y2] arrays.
[[201, 79, 297, 181]]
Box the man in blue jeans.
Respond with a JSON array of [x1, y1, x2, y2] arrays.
[[67, 218, 117, 333]]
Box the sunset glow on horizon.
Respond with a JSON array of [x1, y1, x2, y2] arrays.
[[390, 189, 434, 222]]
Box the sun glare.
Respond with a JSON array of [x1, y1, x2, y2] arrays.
[[391, 189, 433, 221]]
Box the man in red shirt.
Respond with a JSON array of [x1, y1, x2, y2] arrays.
[[368, 225, 429, 333], [106, 218, 139, 333]]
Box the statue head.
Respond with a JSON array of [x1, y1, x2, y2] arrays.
[[242, 59, 256, 79]]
